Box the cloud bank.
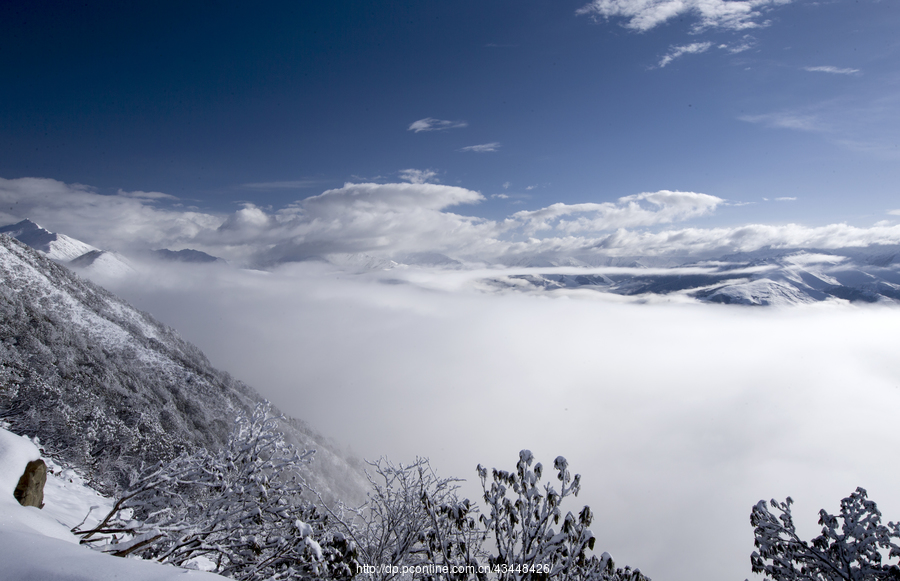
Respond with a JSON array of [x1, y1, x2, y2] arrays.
[[3, 176, 900, 268], [101, 259, 900, 581], [511, 190, 723, 234]]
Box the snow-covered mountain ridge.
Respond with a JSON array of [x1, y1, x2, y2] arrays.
[[0, 234, 366, 503], [0, 219, 135, 278], [481, 247, 900, 305], [6, 217, 900, 306]]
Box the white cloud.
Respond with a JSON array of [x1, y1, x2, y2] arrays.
[[804, 66, 860, 75], [399, 169, 439, 184], [101, 256, 900, 581], [774, 197, 797, 201], [408, 118, 469, 133], [658, 42, 713, 68], [503, 181, 511, 189], [511, 190, 723, 234], [890, 209, 900, 216], [719, 35, 756, 53], [581, 222, 900, 256], [226, 182, 499, 263], [492, 193, 510, 199], [0, 177, 223, 252], [459, 142, 501, 153], [577, 0, 792, 32], [6, 176, 900, 269]]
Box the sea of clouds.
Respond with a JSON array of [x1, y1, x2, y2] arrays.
[[4, 175, 900, 581], [100, 259, 900, 581]]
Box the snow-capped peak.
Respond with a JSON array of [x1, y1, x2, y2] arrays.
[[0, 219, 98, 262]]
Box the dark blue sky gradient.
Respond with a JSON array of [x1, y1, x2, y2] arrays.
[[2, 0, 898, 225]]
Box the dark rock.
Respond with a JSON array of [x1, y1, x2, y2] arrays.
[[14, 459, 47, 508]]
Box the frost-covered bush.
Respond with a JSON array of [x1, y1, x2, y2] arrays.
[[750, 487, 900, 581], [325, 450, 647, 581], [322, 456, 485, 580], [77, 403, 357, 580], [478, 450, 648, 581]]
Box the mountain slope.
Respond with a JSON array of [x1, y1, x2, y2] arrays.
[[0, 234, 365, 503], [0, 219, 97, 262]]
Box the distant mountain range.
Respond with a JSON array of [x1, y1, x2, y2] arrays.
[[482, 247, 900, 305], [4, 218, 900, 306], [0, 233, 366, 503]]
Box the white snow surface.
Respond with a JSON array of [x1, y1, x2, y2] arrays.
[[72, 250, 137, 279], [0, 429, 40, 498], [0, 219, 98, 262], [44, 233, 99, 262], [0, 427, 224, 581]]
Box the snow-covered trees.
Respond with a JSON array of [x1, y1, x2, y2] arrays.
[[325, 450, 647, 581], [323, 457, 486, 580], [76, 411, 645, 581], [750, 487, 900, 581], [76, 404, 357, 580], [478, 450, 648, 581]]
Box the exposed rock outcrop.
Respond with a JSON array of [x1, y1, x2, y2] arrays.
[[13, 459, 46, 508]]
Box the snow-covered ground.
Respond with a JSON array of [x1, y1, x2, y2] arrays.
[[0, 427, 223, 581]]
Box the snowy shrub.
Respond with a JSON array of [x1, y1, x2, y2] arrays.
[[750, 487, 900, 581], [478, 450, 648, 581], [321, 456, 485, 580], [324, 451, 647, 581], [76, 403, 358, 580]]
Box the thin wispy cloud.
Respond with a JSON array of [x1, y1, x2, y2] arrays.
[[241, 180, 324, 190], [804, 65, 860, 75], [775, 197, 797, 201], [577, 0, 793, 32], [116, 189, 178, 201], [739, 91, 900, 159], [459, 142, 501, 153], [658, 42, 713, 68], [719, 35, 756, 53], [408, 118, 469, 133], [399, 169, 439, 184], [739, 112, 822, 132]]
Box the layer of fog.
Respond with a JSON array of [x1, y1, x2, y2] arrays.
[[101, 261, 900, 581]]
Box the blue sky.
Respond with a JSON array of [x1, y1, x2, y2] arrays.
[[4, 6, 900, 579], [1, 0, 899, 260]]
